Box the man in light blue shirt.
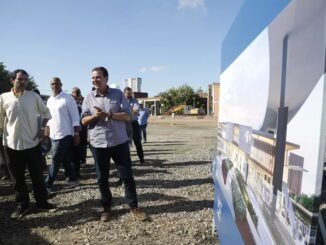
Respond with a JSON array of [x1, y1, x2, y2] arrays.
[[124, 87, 145, 163], [81, 66, 147, 222], [137, 103, 149, 143]]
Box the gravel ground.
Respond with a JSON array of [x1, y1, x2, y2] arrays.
[[0, 118, 218, 245]]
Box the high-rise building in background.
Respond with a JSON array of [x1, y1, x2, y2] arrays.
[[123, 77, 142, 92]]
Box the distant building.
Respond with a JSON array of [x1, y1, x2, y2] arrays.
[[123, 77, 142, 92], [207, 82, 220, 118], [133, 92, 148, 99]]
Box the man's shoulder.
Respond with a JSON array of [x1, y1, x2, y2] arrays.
[[0, 91, 12, 98], [0, 91, 19, 102], [130, 97, 139, 104], [59, 92, 76, 103], [25, 90, 39, 98], [61, 91, 73, 99], [84, 91, 96, 101], [109, 88, 123, 96]]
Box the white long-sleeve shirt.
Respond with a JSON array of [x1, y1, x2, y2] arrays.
[[46, 91, 80, 140], [0, 90, 51, 150]]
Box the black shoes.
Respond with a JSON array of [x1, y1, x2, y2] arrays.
[[37, 202, 57, 212], [111, 178, 123, 187], [10, 204, 30, 219], [11, 202, 57, 219]]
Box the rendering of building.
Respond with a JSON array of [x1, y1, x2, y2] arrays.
[[213, 0, 326, 244]]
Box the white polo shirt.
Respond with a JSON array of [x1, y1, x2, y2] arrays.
[[0, 90, 51, 150], [46, 91, 80, 140]]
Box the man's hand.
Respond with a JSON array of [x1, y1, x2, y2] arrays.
[[34, 128, 45, 140], [74, 133, 80, 146], [94, 106, 107, 119], [94, 106, 112, 120]]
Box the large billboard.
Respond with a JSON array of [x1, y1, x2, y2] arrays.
[[213, 0, 326, 244]]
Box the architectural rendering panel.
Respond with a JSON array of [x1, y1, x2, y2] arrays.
[[214, 0, 326, 244]]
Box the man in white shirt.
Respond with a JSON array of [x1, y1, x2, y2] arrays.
[[45, 77, 80, 192], [0, 69, 56, 219]]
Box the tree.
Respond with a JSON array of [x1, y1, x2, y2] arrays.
[[159, 84, 195, 109], [0, 63, 11, 94], [0, 63, 38, 94], [195, 86, 207, 97]]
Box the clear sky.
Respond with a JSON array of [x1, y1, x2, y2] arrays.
[[0, 0, 243, 96]]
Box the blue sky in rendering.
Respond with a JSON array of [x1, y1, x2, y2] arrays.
[[0, 0, 244, 96], [221, 0, 290, 73]]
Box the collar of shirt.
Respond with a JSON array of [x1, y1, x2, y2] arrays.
[[10, 89, 26, 98], [93, 86, 111, 97], [52, 90, 64, 99]]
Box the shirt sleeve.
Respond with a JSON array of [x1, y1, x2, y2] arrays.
[[0, 95, 4, 131], [37, 94, 51, 120], [81, 94, 91, 118], [67, 95, 80, 127]]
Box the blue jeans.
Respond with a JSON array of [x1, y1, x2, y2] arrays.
[[91, 141, 138, 210], [46, 135, 76, 189]]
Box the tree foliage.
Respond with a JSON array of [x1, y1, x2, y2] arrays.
[[0, 63, 11, 94], [195, 86, 207, 97], [0, 62, 38, 94], [159, 84, 195, 109], [295, 194, 319, 212]]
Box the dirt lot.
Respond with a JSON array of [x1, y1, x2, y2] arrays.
[[0, 117, 218, 245]]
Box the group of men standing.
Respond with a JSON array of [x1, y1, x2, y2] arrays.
[[0, 66, 148, 222]]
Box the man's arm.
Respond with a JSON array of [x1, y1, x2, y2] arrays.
[[110, 111, 130, 121], [0, 95, 5, 134], [38, 95, 51, 121], [81, 94, 97, 126], [83, 107, 129, 124], [67, 96, 81, 145]]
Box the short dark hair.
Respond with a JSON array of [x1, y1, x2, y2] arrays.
[[92, 66, 109, 78], [51, 77, 62, 85], [124, 86, 132, 92], [10, 69, 29, 81], [71, 87, 81, 96]]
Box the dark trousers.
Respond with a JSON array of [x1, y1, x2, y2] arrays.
[[91, 141, 138, 209], [79, 128, 88, 163], [46, 135, 77, 188], [132, 120, 144, 161], [72, 145, 81, 177], [4, 145, 48, 206], [139, 124, 147, 142]]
